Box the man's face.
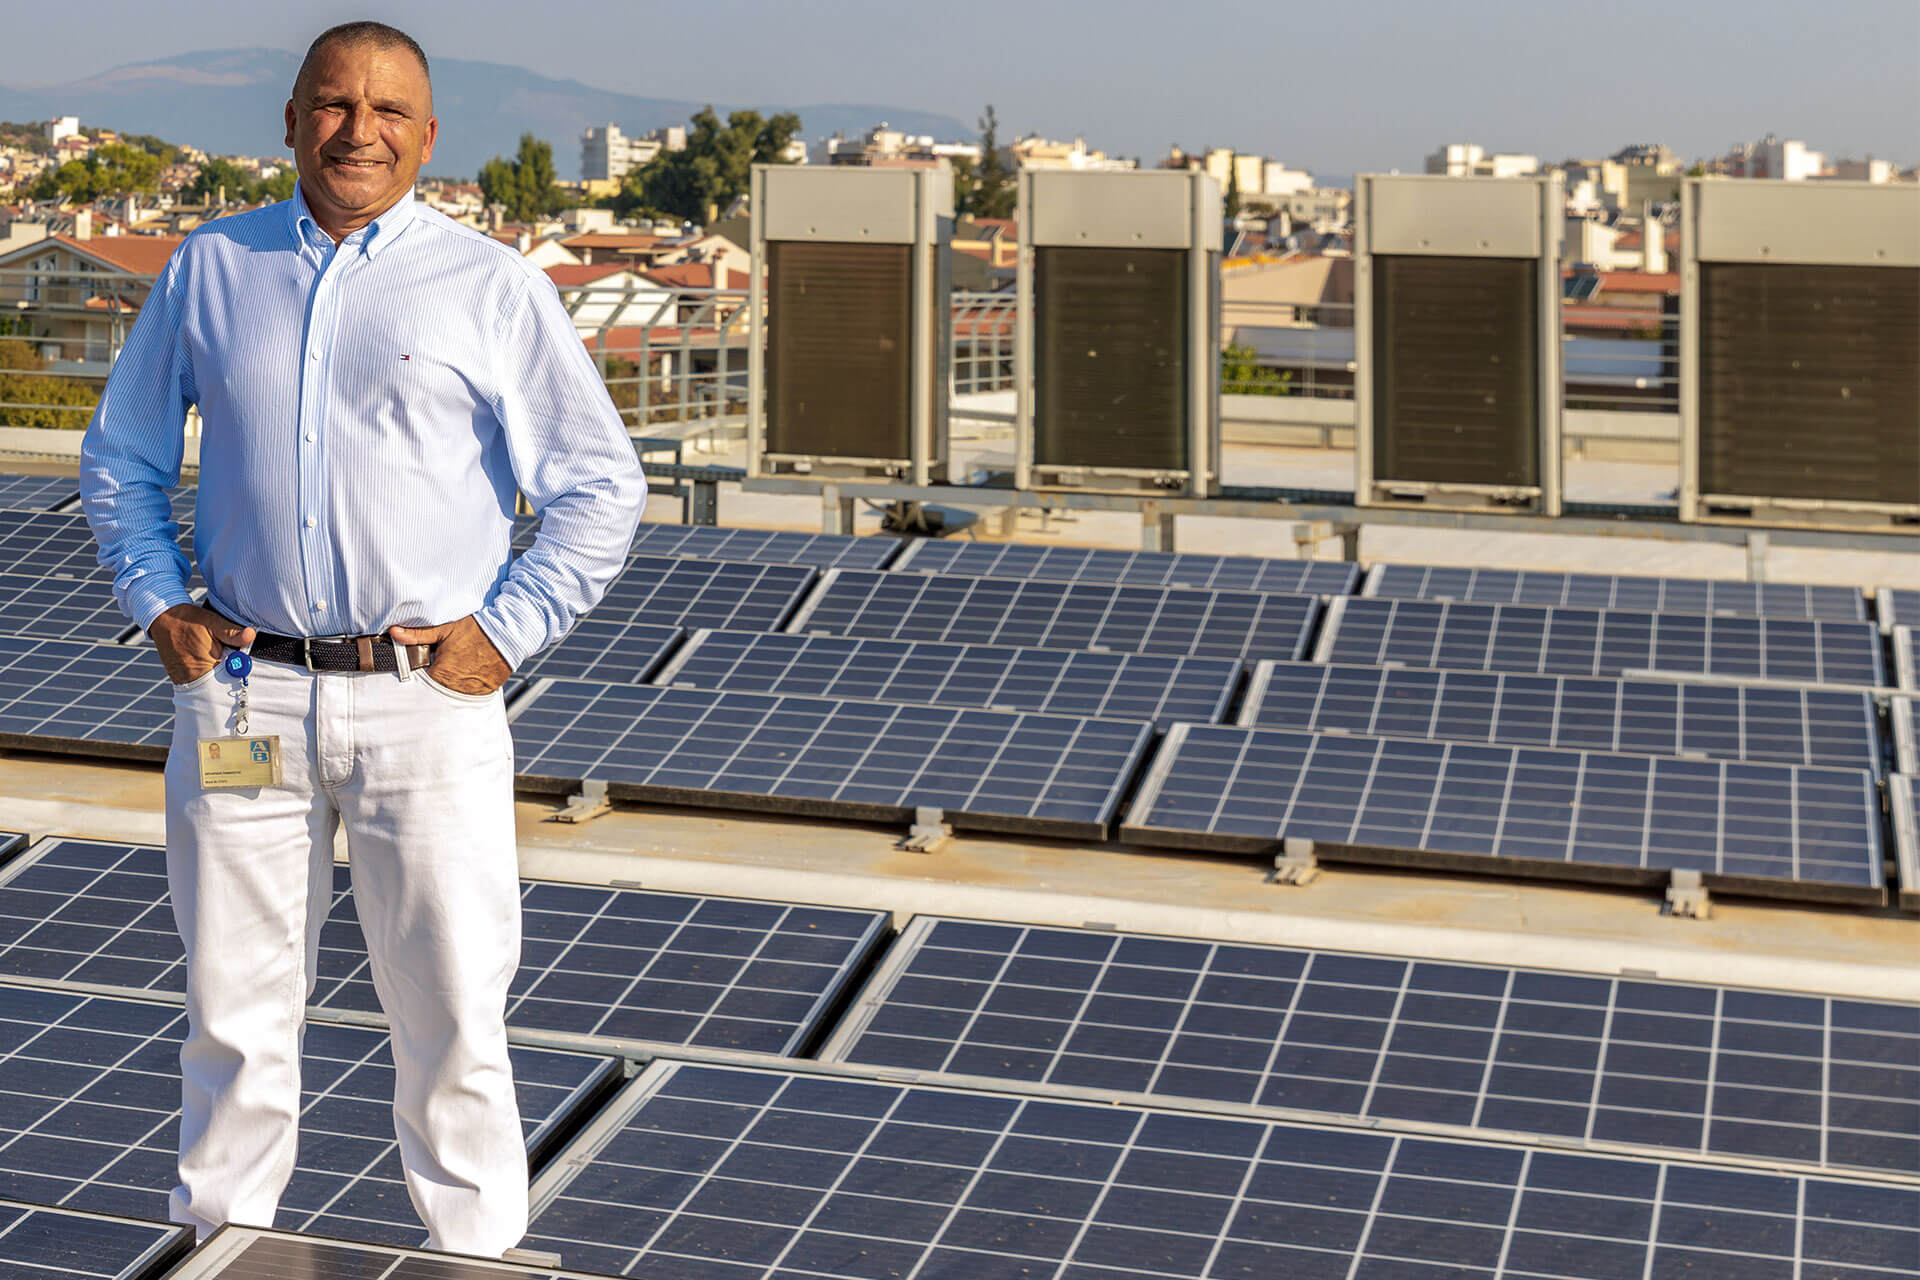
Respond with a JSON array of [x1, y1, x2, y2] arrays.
[[284, 41, 436, 234]]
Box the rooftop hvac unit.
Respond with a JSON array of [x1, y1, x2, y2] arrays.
[[1679, 178, 1920, 530], [1354, 174, 1564, 515], [1014, 169, 1222, 496], [747, 165, 952, 485]]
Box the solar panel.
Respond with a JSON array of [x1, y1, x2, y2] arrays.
[[0, 985, 617, 1245], [1316, 596, 1887, 688], [654, 629, 1241, 729], [0, 636, 172, 761], [515, 620, 683, 686], [1888, 775, 1920, 914], [1121, 724, 1886, 905], [169, 1226, 612, 1279], [0, 474, 79, 513], [0, 832, 22, 864], [1876, 587, 1920, 633], [1242, 659, 1881, 775], [510, 680, 1151, 839], [1366, 563, 1866, 622], [630, 523, 905, 571], [824, 917, 1920, 1174], [0, 510, 199, 644], [0, 839, 891, 1057], [892, 537, 1363, 596], [0, 1198, 191, 1280], [790, 569, 1321, 664], [592, 554, 816, 633], [1894, 696, 1917, 777], [525, 1060, 1920, 1280]]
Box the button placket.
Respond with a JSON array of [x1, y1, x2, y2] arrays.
[[298, 243, 347, 624]]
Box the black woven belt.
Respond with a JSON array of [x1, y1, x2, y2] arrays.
[[251, 632, 435, 674]]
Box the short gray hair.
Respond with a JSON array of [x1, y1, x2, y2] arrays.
[[294, 21, 431, 100]]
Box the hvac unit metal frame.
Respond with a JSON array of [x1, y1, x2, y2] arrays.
[[1354, 173, 1565, 516], [747, 164, 953, 487], [1014, 168, 1223, 497], [1678, 177, 1920, 531]]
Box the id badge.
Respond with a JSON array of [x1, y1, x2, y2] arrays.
[[197, 735, 283, 789]]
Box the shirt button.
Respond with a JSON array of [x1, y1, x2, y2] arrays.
[[304, 432, 316, 442], [314, 601, 327, 612], [305, 517, 317, 528], [309, 350, 321, 362]]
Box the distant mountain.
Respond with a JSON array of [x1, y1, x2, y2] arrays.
[[0, 48, 971, 180]]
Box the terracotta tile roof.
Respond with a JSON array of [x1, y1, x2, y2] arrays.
[[50, 233, 184, 275], [1594, 270, 1678, 293], [544, 262, 637, 286], [563, 233, 666, 250], [641, 263, 750, 290]]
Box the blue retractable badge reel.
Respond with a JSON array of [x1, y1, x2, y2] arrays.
[[223, 650, 253, 680]]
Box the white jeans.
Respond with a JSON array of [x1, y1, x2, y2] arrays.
[[164, 655, 527, 1253]]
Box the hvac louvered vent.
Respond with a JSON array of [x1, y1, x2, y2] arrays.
[[1016, 169, 1222, 495], [1682, 179, 1920, 529], [1356, 174, 1564, 514], [749, 166, 952, 484]]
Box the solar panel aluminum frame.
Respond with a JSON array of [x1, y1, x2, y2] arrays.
[[168, 1227, 611, 1279], [506, 677, 1151, 842], [1894, 697, 1917, 777], [1889, 774, 1920, 913], [0, 1199, 194, 1280], [1014, 168, 1224, 498], [1119, 723, 1888, 907], [1896, 626, 1918, 692], [1678, 178, 1920, 531], [1362, 561, 1868, 623], [1354, 173, 1565, 517], [747, 164, 954, 487]]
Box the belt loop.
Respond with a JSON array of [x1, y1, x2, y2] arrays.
[[393, 638, 414, 681], [355, 637, 375, 672]]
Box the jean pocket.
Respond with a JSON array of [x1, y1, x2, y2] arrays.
[[170, 665, 221, 693], [418, 671, 501, 705]]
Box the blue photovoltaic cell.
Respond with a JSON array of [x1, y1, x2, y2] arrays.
[[524, 1061, 1920, 1280], [1877, 588, 1919, 631], [515, 620, 684, 686], [0, 510, 127, 578], [657, 629, 1241, 728], [1120, 724, 1886, 903], [1242, 659, 1881, 775], [0, 474, 79, 513], [829, 918, 1920, 1174], [0, 1198, 190, 1280], [0, 839, 889, 1057], [590, 555, 815, 633], [0, 986, 616, 1246], [0, 636, 173, 758], [511, 680, 1150, 838], [896, 538, 1362, 596], [1367, 563, 1866, 622], [629, 524, 905, 572], [792, 569, 1321, 664], [0, 510, 198, 644], [1318, 596, 1886, 687]]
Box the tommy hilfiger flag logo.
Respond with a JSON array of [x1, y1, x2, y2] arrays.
[[400, 354, 411, 361]]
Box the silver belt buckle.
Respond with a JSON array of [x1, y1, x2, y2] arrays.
[[301, 634, 352, 672]]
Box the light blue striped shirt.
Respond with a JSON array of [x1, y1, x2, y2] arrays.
[[79, 185, 646, 668]]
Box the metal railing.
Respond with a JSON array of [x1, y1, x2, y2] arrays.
[[0, 267, 1684, 439]]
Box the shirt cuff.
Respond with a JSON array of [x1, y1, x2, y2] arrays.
[[472, 603, 539, 672], [128, 582, 197, 633]]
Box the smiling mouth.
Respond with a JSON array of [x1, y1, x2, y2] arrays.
[[326, 158, 386, 170]]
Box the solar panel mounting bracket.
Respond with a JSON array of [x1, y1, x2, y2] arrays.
[[1663, 868, 1713, 920], [900, 806, 953, 853], [1268, 838, 1321, 886], [503, 1248, 566, 1268], [551, 778, 613, 824]]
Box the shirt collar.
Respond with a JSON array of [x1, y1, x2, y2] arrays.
[[288, 182, 420, 259]]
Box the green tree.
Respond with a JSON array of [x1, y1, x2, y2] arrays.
[[28, 144, 161, 203], [253, 169, 297, 202], [619, 108, 802, 222], [478, 134, 567, 222], [1225, 161, 1242, 220], [184, 158, 253, 203], [0, 340, 100, 430], [967, 105, 1015, 220], [1220, 343, 1291, 396]]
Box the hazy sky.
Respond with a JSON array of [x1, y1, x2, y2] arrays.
[[4, 0, 1916, 172]]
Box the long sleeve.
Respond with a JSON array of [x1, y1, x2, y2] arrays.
[[79, 255, 196, 631], [473, 272, 647, 668]]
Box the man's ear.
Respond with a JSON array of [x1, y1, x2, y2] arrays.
[[420, 115, 437, 166], [283, 99, 297, 150]]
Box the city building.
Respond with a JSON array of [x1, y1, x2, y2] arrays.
[[1425, 142, 1539, 178], [43, 116, 80, 146], [581, 124, 687, 183], [825, 126, 978, 168]]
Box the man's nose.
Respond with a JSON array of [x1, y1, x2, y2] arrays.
[[343, 104, 381, 146]]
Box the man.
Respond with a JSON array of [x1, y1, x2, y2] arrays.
[[79, 22, 645, 1254]]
